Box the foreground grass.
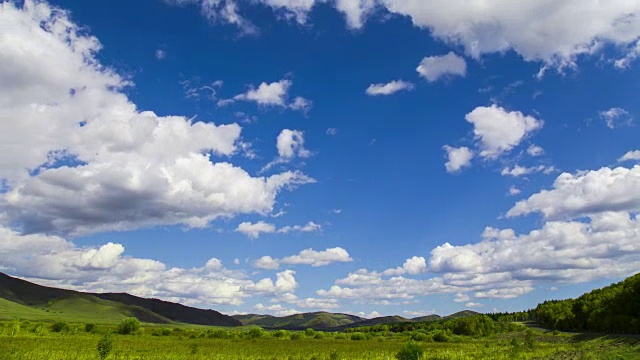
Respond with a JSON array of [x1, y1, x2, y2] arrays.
[[0, 321, 638, 360]]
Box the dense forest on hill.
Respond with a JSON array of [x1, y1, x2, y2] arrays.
[[534, 273, 640, 333]]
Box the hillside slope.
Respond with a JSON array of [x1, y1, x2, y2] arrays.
[[96, 293, 241, 327], [0, 272, 239, 326]]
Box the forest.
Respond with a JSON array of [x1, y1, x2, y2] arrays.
[[534, 273, 640, 333]]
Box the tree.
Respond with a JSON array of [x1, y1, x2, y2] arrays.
[[97, 333, 113, 360], [116, 317, 140, 335]]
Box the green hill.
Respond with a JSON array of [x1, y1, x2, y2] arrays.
[[412, 314, 442, 322], [0, 272, 240, 326], [444, 310, 481, 319], [233, 311, 364, 329]]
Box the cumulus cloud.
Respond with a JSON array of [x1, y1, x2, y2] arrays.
[[500, 165, 555, 177], [278, 221, 322, 234], [365, 80, 414, 96], [465, 105, 543, 159], [402, 256, 427, 275], [619, 150, 640, 162], [0, 1, 313, 236], [527, 145, 544, 157], [254, 247, 353, 269], [219, 79, 312, 112], [277, 129, 311, 159], [599, 107, 634, 129], [443, 146, 474, 173], [507, 166, 640, 220], [235, 221, 276, 239], [416, 52, 467, 82], [508, 186, 521, 196], [0, 226, 299, 306], [170, 1, 640, 69], [237, 220, 322, 238]]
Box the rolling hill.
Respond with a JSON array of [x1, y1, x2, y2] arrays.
[[233, 311, 364, 329], [0, 272, 240, 326]]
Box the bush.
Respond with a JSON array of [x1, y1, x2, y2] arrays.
[[116, 317, 141, 335], [85, 323, 97, 333], [289, 332, 303, 340], [51, 321, 70, 333], [350, 332, 366, 340], [395, 342, 424, 360], [411, 332, 431, 342], [247, 327, 264, 339], [97, 333, 113, 360], [432, 331, 449, 343], [305, 328, 315, 337]]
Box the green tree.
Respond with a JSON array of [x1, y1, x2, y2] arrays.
[[116, 317, 140, 335], [97, 333, 113, 360]]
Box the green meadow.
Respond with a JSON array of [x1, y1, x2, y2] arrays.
[[1, 319, 639, 360]]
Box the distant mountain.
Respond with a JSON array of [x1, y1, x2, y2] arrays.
[[0, 272, 240, 326], [96, 293, 240, 327], [412, 314, 442, 322], [444, 310, 481, 319], [233, 311, 363, 329]]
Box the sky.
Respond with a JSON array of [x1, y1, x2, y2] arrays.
[[1, 0, 640, 319]]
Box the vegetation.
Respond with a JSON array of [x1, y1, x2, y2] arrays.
[[535, 273, 640, 333]]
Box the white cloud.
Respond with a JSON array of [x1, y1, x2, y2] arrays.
[[253, 247, 352, 269], [0, 1, 314, 236], [507, 166, 640, 220], [253, 303, 301, 316], [235, 221, 276, 239], [237, 220, 321, 238], [220, 79, 311, 112], [326, 128, 338, 136], [599, 107, 634, 129], [253, 256, 281, 270], [508, 186, 521, 196], [416, 52, 467, 82], [619, 150, 640, 162], [0, 226, 299, 306], [281, 247, 353, 267], [171, 1, 640, 69], [465, 302, 484, 308], [429, 213, 640, 287], [527, 145, 544, 157], [333, 0, 376, 29], [465, 105, 543, 159], [277, 129, 311, 159], [379, 0, 640, 69], [443, 146, 474, 173], [155, 49, 167, 60], [453, 293, 470, 303], [402, 256, 427, 275], [500, 165, 555, 177], [365, 80, 414, 96], [278, 221, 322, 234]]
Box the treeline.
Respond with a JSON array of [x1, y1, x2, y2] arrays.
[[534, 273, 640, 334], [486, 310, 534, 323], [345, 315, 521, 337]]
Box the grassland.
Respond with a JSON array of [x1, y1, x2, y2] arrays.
[[1, 319, 638, 360]]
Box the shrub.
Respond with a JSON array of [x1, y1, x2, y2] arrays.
[[305, 328, 315, 337], [97, 333, 113, 360], [273, 330, 289, 338], [350, 332, 366, 340], [51, 321, 70, 333], [395, 342, 424, 360], [432, 331, 449, 343], [411, 332, 431, 342], [85, 323, 97, 333], [116, 317, 140, 335], [247, 327, 264, 339], [289, 332, 303, 340]]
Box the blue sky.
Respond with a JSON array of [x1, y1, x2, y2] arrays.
[[1, 0, 640, 318]]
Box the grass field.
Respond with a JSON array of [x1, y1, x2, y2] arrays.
[[0, 320, 638, 360]]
